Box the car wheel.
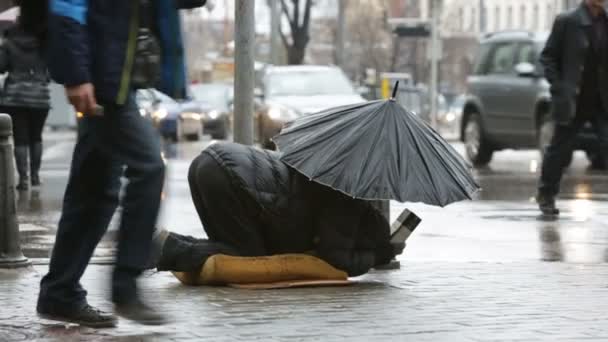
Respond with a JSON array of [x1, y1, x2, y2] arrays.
[[463, 113, 493, 166], [538, 115, 573, 169], [212, 119, 229, 140], [587, 151, 607, 170]]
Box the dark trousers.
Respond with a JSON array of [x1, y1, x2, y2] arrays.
[[539, 109, 608, 197], [6, 106, 49, 146], [157, 151, 266, 272], [38, 96, 165, 310]]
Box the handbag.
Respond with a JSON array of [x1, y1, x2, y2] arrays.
[[131, 0, 161, 89]]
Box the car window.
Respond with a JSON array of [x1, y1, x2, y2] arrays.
[[516, 42, 536, 65], [487, 43, 517, 75], [265, 69, 356, 97], [472, 43, 492, 75], [190, 84, 230, 110]]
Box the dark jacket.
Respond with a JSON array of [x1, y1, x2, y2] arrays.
[[541, 3, 608, 124], [204, 142, 395, 277], [0, 25, 50, 109], [48, 0, 205, 104]]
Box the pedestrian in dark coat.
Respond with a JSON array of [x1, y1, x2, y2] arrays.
[[37, 0, 206, 329], [538, 0, 608, 215], [153, 142, 396, 277], [0, 2, 50, 190]]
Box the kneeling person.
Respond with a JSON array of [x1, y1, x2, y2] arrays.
[[152, 142, 402, 279]]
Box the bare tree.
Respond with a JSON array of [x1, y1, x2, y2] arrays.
[[277, 0, 314, 65]]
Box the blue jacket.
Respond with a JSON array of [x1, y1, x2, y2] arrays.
[[49, 0, 203, 104]]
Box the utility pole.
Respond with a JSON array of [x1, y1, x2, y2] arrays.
[[269, 0, 281, 65], [335, 0, 346, 67], [479, 0, 486, 33], [429, 0, 440, 130], [234, 0, 255, 145]]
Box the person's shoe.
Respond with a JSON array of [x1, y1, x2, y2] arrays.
[[537, 193, 560, 216], [37, 303, 118, 328], [114, 298, 167, 325]]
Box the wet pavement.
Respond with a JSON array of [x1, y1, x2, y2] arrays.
[[4, 130, 608, 340]]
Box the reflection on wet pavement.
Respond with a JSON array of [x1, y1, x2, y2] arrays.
[[19, 134, 608, 265]]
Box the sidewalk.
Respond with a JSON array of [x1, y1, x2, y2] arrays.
[[2, 261, 608, 341]]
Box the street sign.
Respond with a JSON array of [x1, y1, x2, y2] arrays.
[[389, 18, 431, 38]]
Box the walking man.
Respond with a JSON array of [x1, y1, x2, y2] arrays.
[[538, 0, 608, 215], [36, 0, 204, 327]]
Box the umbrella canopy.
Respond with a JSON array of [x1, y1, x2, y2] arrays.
[[273, 96, 480, 207]]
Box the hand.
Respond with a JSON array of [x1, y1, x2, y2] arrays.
[[66, 83, 98, 115]]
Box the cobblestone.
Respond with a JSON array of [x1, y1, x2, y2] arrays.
[[0, 261, 607, 341]]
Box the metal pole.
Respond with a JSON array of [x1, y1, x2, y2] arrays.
[[335, 0, 346, 67], [429, 0, 440, 130], [0, 114, 30, 268], [234, 0, 255, 145], [479, 0, 486, 33], [269, 0, 281, 65]]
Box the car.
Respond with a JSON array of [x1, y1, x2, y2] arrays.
[[189, 83, 233, 140], [462, 30, 603, 168], [254, 65, 366, 149], [136, 88, 203, 142]]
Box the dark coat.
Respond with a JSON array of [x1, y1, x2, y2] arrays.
[[541, 4, 608, 124], [0, 25, 50, 109], [48, 0, 205, 104], [203, 142, 394, 277]]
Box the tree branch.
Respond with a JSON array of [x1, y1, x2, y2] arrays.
[[302, 0, 312, 34], [280, 0, 296, 33], [293, 0, 300, 28]]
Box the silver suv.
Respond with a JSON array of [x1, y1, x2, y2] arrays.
[[461, 31, 603, 168]]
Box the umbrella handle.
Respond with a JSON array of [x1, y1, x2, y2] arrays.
[[390, 81, 399, 101]]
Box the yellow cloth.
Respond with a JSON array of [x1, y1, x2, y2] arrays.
[[172, 253, 348, 286]]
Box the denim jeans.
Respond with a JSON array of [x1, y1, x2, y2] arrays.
[[38, 95, 165, 310]]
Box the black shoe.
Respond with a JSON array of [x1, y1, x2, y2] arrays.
[[37, 303, 118, 328], [114, 298, 166, 326], [537, 194, 560, 216], [16, 177, 29, 191]]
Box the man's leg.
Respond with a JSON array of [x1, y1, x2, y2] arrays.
[[538, 118, 584, 214], [93, 98, 165, 324], [38, 117, 122, 327]]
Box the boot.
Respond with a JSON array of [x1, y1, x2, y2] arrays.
[[537, 192, 560, 216], [30, 142, 42, 186], [14, 146, 29, 191]]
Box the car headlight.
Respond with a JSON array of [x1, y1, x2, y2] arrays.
[[208, 110, 220, 120], [153, 108, 168, 120], [268, 105, 297, 121], [445, 112, 456, 122]]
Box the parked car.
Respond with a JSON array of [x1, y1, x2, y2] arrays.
[[136, 88, 203, 142], [462, 30, 603, 168], [189, 82, 233, 139], [254, 65, 365, 149]]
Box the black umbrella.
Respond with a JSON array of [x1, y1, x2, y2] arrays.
[[273, 83, 480, 207]]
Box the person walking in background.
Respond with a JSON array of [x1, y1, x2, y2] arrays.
[[537, 0, 608, 216], [0, 1, 50, 191], [37, 0, 206, 328]]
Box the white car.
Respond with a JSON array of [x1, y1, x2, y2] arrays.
[[255, 65, 365, 149]]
